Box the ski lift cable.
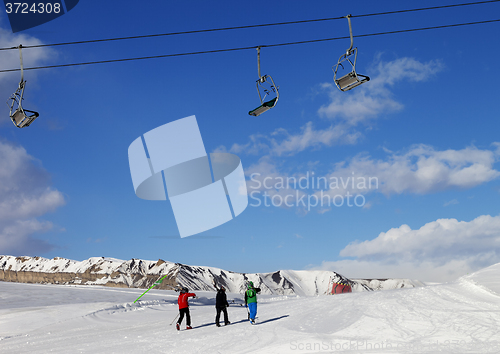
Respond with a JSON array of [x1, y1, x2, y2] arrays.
[[0, 18, 499, 74], [352, 0, 500, 19], [0, 0, 498, 51]]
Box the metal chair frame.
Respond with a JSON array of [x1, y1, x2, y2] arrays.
[[7, 45, 39, 128], [333, 15, 370, 92], [249, 47, 279, 117]]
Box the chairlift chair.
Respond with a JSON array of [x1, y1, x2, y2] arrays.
[[7, 45, 39, 128], [248, 47, 279, 116], [333, 15, 370, 92]]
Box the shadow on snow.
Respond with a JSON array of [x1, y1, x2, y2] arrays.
[[193, 315, 289, 329]]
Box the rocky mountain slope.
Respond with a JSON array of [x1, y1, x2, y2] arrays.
[[0, 255, 424, 295]]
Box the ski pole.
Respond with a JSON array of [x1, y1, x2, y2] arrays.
[[170, 312, 180, 325], [134, 274, 169, 303]]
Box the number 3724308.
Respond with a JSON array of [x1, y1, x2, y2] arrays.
[[5, 2, 61, 14]]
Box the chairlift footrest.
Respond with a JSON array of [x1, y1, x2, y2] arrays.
[[248, 97, 278, 117]]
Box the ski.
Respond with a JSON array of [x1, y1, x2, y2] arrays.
[[134, 274, 169, 303]]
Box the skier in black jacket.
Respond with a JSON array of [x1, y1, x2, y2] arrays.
[[215, 285, 230, 327]]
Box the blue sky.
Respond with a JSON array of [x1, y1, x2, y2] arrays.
[[1, 0, 499, 282]]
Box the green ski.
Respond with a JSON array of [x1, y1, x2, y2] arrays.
[[134, 274, 169, 303]]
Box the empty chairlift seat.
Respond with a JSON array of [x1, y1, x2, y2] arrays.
[[10, 106, 39, 128], [7, 45, 39, 128], [249, 96, 278, 117], [333, 15, 370, 92], [248, 47, 279, 117]]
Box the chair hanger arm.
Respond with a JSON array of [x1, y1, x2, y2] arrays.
[[345, 15, 354, 55], [18, 44, 24, 84], [257, 46, 263, 82]]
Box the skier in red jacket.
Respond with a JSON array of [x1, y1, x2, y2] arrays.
[[176, 287, 196, 330]]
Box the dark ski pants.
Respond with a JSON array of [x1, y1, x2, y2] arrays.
[[215, 307, 229, 325], [177, 308, 191, 326]]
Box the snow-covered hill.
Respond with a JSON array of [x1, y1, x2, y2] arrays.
[[1, 263, 500, 353], [0, 255, 422, 295]]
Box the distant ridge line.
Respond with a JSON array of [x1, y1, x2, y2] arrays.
[[0, 255, 424, 295]]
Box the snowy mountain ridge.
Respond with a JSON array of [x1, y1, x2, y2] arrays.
[[0, 255, 424, 296]]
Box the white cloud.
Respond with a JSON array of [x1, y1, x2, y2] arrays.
[[317, 144, 500, 196], [372, 56, 444, 85], [266, 123, 360, 156], [340, 215, 500, 263], [0, 140, 65, 255], [314, 258, 482, 283], [444, 199, 459, 207], [0, 219, 55, 255], [318, 57, 443, 125], [341, 214, 500, 261], [0, 188, 63, 221], [245, 144, 500, 212], [242, 143, 500, 215], [314, 214, 500, 282], [227, 122, 360, 157]]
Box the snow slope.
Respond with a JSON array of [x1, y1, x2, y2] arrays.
[[1, 263, 500, 353]]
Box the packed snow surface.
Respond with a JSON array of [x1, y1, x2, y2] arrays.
[[1, 263, 500, 353]]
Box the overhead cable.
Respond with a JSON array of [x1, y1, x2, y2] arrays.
[[0, 0, 498, 51], [0, 18, 499, 73]]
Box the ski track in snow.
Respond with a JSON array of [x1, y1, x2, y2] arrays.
[[1, 266, 500, 353]]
